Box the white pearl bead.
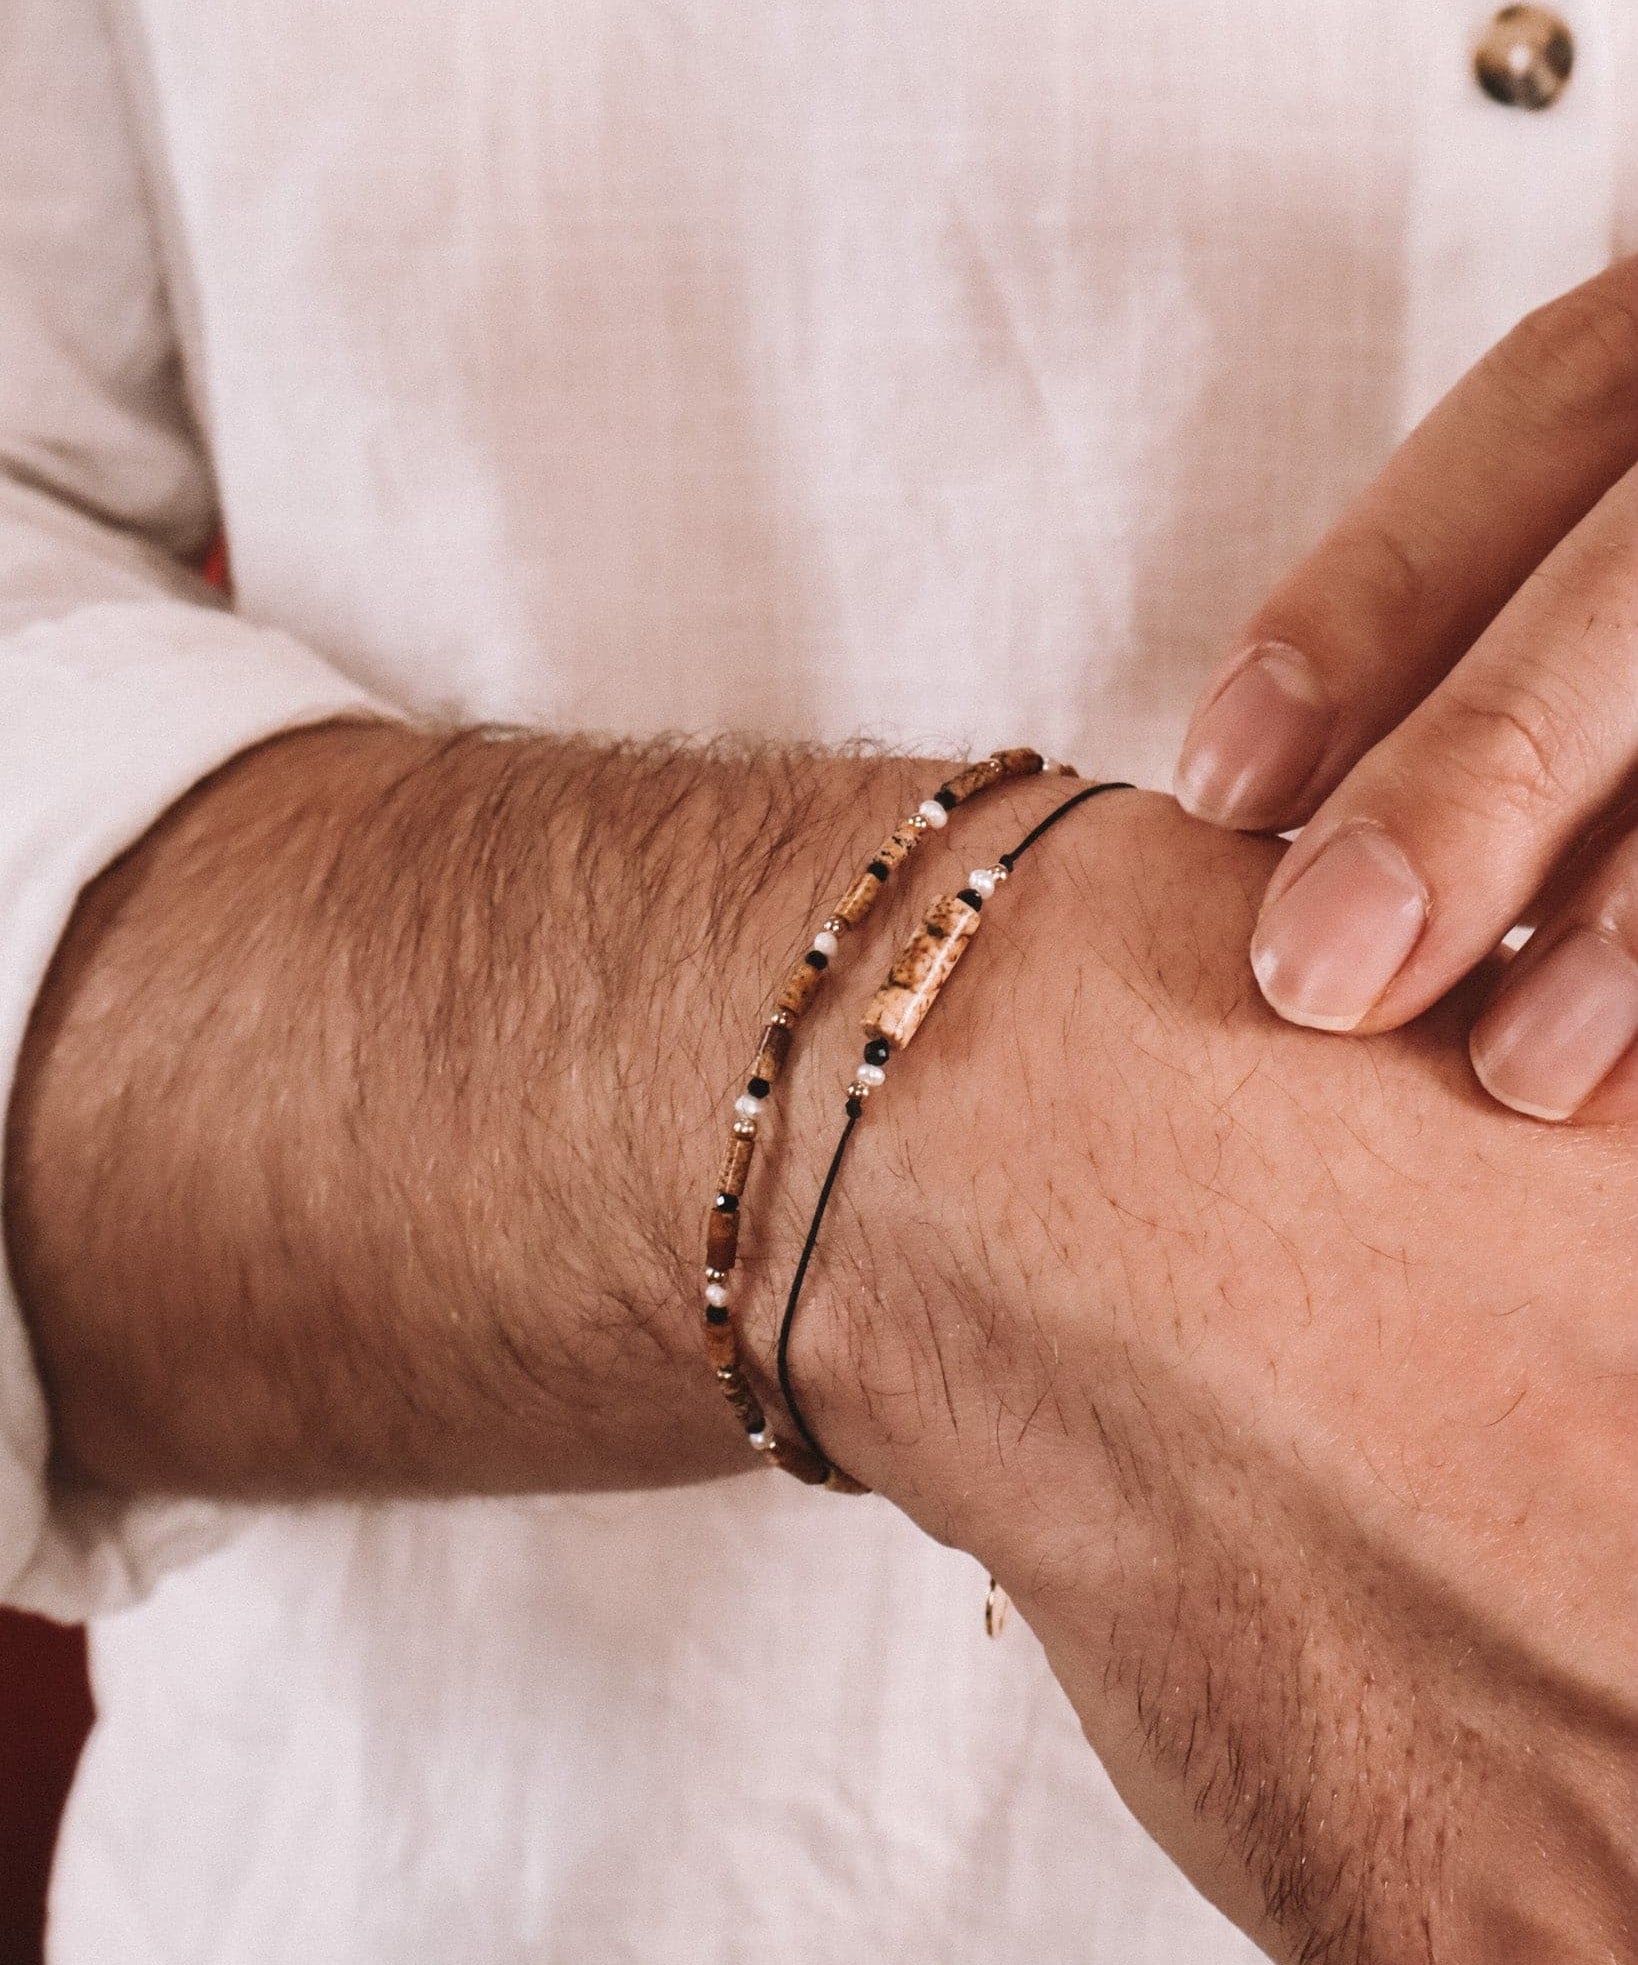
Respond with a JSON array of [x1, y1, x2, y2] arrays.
[[967, 868, 997, 898], [917, 799, 949, 829], [812, 929, 840, 959], [856, 1061, 887, 1088], [705, 1282, 730, 1309], [749, 1427, 773, 1451], [735, 1092, 764, 1120]]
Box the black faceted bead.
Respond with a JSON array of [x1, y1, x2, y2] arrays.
[[955, 888, 984, 911], [704, 1304, 730, 1326], [804, 948, 829, 970], [714, 1192, 739, 1213], [863, 1037, 890, 1067], [747, 1076, 771, 1098], [934, 786, 958, 810], [867, 859, 890, 881]]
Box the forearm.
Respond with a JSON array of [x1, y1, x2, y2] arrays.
[[3, 718, 1063, 1501]]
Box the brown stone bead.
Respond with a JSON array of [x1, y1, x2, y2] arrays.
[[751, 1019, 793, 1082], [770, 1438, 834, 1486], [940, 756, 1007, 804], [703, 1319, 740, 1371], [992, 746, 1046, 778], [722, 1373, 765, 1435], [717, 1132, 755, 1198], [872, 825, 921, 874], [836, 827, 922, 928], [833, 868, 886, 927], [773, 957, 825, 1021], [863, 893, 982, 1050], [706, 1206, 740, 1272]]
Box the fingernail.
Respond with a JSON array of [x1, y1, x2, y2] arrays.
[[1175, 643, 1332, 828], [1250, 825, 1428, 1030], [1470, 929, 1638, 1121]]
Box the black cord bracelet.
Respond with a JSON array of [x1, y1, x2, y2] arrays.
[[775, 780, 1135, 1485]]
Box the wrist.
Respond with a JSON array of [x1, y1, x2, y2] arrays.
[[681, 761, 1059, 1483], [500, 741, 1087, 1492], [764, 777, 1157, 1532]]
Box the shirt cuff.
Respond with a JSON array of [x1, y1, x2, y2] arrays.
[[0, 599, 390, 1621]]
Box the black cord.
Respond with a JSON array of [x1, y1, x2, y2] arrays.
[[775, 1106, 861, 1466], [774, 779, 1134, 1481], [998, 779, 1132, 870]]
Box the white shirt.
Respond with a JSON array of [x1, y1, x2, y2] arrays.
[[0, 1, 1620, 1957]]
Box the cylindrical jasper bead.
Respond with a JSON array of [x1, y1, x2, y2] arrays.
[[706, 1206, 740, 1272], [750, 1019, 793, 1082], [940, 756, 1007, 804], [773, 957, 825, 1021], [992, 746, 1046, 779], [717, 1132, 755, 1198], [771, 1438, 833, 1486], [871, 825, 922, 875], [722, 1374, 765, 1435], [862, 893, 982, 1050], [703, 1319, 740, 1371], [833, 868, 886, 927]]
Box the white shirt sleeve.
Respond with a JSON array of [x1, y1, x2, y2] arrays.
[[0, 0, 385, 1619]]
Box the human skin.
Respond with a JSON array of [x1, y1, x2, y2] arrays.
[[5, 727, 1635, 1959], [798, 794, 1638, 1961], [1176, 252, 1638, 1130]]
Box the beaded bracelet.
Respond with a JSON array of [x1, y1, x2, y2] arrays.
[[773, 780, 1135, 1495], [700, 747, 1073, 1489]]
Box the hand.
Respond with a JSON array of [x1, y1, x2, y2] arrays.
[[1173, 255, 1638, 1124], [798, 794, 1638, 1961]]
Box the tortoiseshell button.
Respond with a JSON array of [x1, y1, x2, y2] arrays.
[[1475, 6, 1573, 109]]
